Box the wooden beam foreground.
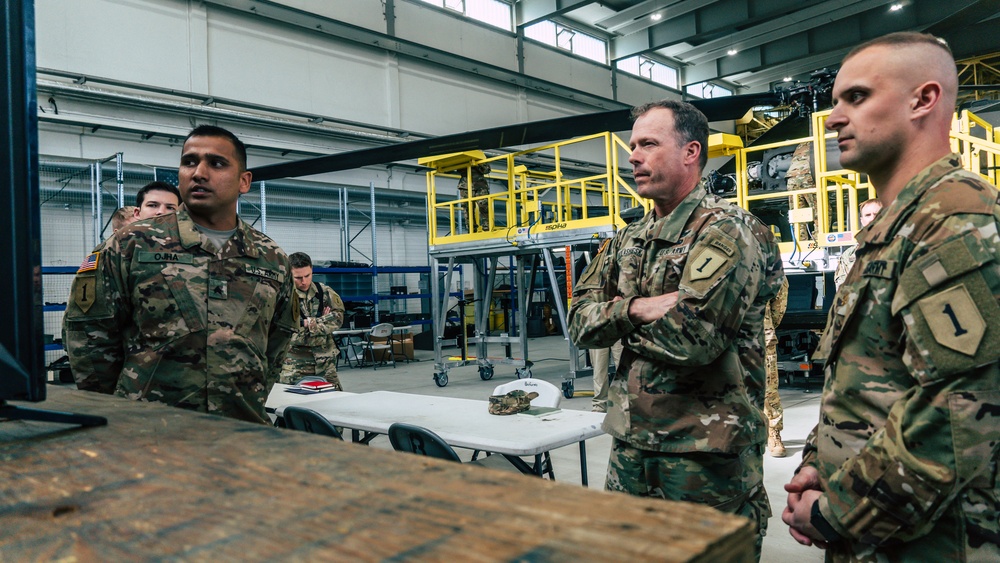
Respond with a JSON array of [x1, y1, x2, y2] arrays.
[[0, 386, 753, 561]]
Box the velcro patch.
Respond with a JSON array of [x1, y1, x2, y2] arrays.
[[245, 265, 279, 281], [77, 252, 99, 273], [138, 251, 194, 264], [862, 259, 896, 279], [917, 284, 985, 356], [657, 244, 689, 257], [710, 238, 736, 257], [73, 274, 97, 313], [688, 247, 728, 281]]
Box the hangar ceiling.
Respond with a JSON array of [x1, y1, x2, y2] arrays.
[[518, 0, 1000, 91]]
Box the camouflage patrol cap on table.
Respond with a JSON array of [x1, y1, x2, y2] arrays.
[[488, 390, 539, 415]]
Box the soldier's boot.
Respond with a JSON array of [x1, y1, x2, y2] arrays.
[[768, 427, 786, 457]]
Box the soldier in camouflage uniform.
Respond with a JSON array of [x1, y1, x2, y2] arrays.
[[280, 252, 346, 390], [783, 33, 1000, 561], [568, 100, 785, 561], [457, 163, 491, 233], [785, 142, 820, 242], [63, 125, 298, 425], [833, 198, 882, 287], [764, 277, 788, 457]]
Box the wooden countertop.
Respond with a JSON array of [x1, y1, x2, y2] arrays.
[[0, 386, 752, 561]]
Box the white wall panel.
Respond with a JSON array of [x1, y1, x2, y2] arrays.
[[395, 1, 517, 73], [521, 43, 613, 100], [615, 73, 683, 107], [274, 0, 388, 32]]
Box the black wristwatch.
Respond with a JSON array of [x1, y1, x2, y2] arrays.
[[810, 501, 843, 544]]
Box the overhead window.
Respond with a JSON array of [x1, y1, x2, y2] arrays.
[[616, 56, 678, 89], [685, 83, 733, 99], [417, 0, 512, 31], [524, 21, 607, 64]]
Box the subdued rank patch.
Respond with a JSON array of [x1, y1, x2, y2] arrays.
[[77, 252, 99, 273], [918, 284, 984, 356], [209, 278, 228, 300], [245, 265, 279, 281], [688, 247, 728, 281], [919, 257, 949, 287], [73, 275, 97, 313]]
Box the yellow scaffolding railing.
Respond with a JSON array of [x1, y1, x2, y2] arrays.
[[422, 133, 649, 248]]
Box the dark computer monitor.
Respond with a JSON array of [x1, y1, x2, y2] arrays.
[[0, 0, 104, 426]]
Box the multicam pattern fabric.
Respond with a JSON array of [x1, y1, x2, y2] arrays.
[[764, 277, 788, 434], [63, 209, 298, 424], [607, 439, 770, 560], [488, 390, 538, 415], [786, 142, 819, 242], [801, 154, 1000, 561], [280, 282, 345, 389], [568, 183, 785, 454], [833, 245, 857, 288], [457, 163, 491, 232]]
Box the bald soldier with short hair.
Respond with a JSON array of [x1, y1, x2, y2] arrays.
[[783, 32, 1000, 560]]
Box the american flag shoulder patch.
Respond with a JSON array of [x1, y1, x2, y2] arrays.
[[78, 252, 99, 273]]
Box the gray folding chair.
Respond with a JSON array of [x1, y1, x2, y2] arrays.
[[365, 323, 396, 369]]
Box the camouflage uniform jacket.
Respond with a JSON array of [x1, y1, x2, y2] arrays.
[[801, 154, 1000, 560], [833, 244, 857, 287], [289, 282, 345, 354], [63, 209, 298, 424], [568, 183, 785, 453]]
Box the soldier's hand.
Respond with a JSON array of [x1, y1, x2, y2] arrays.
[[626, 292, 678, 325], [322, 306, 331, 316], [782, 489, 827, 548]]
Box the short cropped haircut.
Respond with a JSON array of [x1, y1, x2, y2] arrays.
[[289, 252, 313, 269], [135, 181, 181, 207], [185, 125, 248, 172], [845, 31, 952, 62], [631, 100, 710, 171], [111, 207, 135, 231], [860, 198, 882, 212]]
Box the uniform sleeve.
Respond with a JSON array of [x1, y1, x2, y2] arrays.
[[314, 286, 345, 334], [834, 247, 854, 287], [264, 254, 298, 384], [61, 240, 127, 394], [568, 238, 637, 349], [819, 219, 1000, 546], [629, 220, 765, 365], [770, 277, 789, 327]]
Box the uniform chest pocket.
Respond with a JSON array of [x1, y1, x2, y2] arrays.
[[646, 242, 687, 296], [134, 262, 206, 344], [814, 276, 869, 365], [235, 278, 279, 337]]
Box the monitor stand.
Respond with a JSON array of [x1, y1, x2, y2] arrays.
[[0, 401, 107, 427]]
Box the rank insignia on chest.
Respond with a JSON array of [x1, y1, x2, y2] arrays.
[[210, 278, 229, 300]]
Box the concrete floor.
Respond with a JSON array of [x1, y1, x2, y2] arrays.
[[337, 333, 826, 562]]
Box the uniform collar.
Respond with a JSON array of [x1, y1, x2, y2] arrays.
[[634, 182, 707, 243], [296, 282, 317, 301], [859, 153, 963, 246], [176, 209, 259, 258]]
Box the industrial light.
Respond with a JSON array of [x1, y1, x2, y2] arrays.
[[650, 13, 662, 21], [782, 76, 792, 82], [889, 3, 903, 11], [727, 48, 738, 56]]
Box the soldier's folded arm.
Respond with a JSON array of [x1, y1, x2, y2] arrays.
[[313, 289, 345, 334], [631, 226, 758, 365], [819, 231, 1000, 546], [568, 243, 635, 349], [63, 242, 128, 394]]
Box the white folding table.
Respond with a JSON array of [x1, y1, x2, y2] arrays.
[[273, 390, 606, 485]]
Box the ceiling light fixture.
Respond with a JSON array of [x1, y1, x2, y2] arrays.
[[727, 48, 738, 56], [650, 13, 662, 21], [783, 76, 792, 82], [889, 3, 903, 11]]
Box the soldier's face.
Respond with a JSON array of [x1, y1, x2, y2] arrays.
[[134, 190, 180, 220], [292, 266, 313, 292], [826, 46, 913, 175], [859, 201, 882, 226], [628, 108, 700, 206], [179, 136, 251, 217]]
